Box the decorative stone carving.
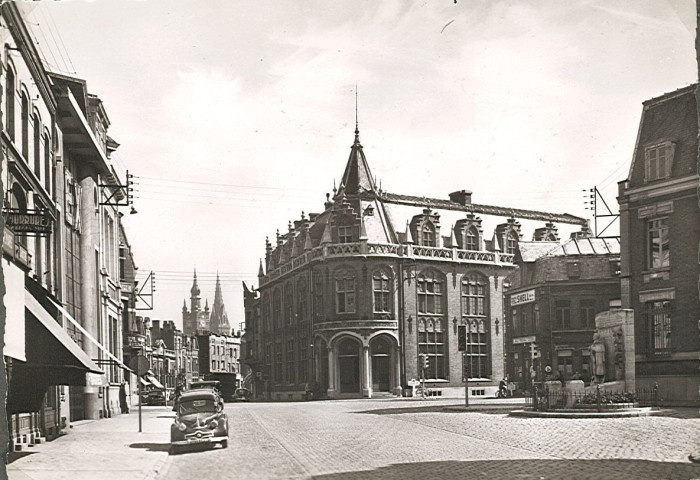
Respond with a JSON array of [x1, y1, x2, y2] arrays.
[[590, 331, 606, 383]]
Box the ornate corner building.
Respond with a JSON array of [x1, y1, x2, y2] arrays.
[[243, 123, 591, 400]]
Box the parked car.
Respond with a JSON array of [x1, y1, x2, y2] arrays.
[[189, 380, 222, 395], [170, 389, 228, 454], [233, 388, 251, 401], [142, 389, 166, 406]]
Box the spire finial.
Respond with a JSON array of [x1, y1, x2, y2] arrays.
[[354, 84, 360, 144]]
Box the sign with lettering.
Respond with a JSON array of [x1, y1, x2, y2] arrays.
[[4, 208, 53, 235], [510, 289, 536, 306], [513, 335, 537, 345]]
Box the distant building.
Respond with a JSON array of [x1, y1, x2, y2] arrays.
[[618, 84, 699, 405], [243, 123, 590, 400], [505, 237, 621, 391]]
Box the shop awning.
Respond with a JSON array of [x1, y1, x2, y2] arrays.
[[25, 291, 102, 375], [50, 299, 134, 374], [8, 292, 104, 414], [140, 377, 151, 386], [147, 376, 165, 389]]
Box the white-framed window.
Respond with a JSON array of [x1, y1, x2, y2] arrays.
[[644, 142, 674, 182], [417, 273, 443, 314], [417, 317, 446, 380], [648, 218, 669, 269]]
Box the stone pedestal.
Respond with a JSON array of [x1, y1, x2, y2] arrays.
[[594, 309, 635, 391], [565, 380, 585, 408]]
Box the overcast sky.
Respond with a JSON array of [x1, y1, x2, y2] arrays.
[[24, 0, 697, 330]]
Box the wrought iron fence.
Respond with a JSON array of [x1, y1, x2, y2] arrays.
[[524, 383, 659, 412]]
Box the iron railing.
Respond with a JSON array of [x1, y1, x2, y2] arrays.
[[525, 383, 659, 412]]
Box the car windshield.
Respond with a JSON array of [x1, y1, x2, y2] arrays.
[[178, 398, 217, 414]]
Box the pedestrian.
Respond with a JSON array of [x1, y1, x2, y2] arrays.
[[119, 382, 130, 414]]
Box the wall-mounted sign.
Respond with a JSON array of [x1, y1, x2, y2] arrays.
[[513, 335, 537, 345], [4, 208, 53, 235], [510, 289, 536, 306]]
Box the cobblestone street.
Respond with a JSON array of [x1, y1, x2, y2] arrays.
[[159, 399, 700, 480]]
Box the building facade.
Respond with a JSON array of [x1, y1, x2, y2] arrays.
[[504, 237, 621, 392], [618, 84, 700, 405], [2, 2, 135, 451], [243, 124, 590, 400]]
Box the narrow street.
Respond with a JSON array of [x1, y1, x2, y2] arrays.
[[159, 399, 700, 480]]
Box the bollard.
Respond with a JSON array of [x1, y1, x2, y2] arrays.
[[533, 384, 538, 411], [596, 384, 601, 412]]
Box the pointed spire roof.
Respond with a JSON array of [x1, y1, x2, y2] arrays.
[[258, 259, 265, 277], [339, 98, 377, 196], [210, 272, 230, 335], [190, 269, 200, 297]]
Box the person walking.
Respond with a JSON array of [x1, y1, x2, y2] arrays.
[[119, 382, 130, 414]]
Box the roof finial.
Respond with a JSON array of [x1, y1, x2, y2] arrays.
[[354, 84, 360, 144]]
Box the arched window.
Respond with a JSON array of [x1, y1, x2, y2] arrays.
[[422, 223, 436, 247], [506, 231, 518, 254], [21, 90, 29, 159], [372, 269, 392, 314], [335, 268, 355, 313], [5, 65, 15, 140], [33, 112, 41, 177], [465, 226, 478, 251], [43, 130, 51, 194], [284, 283, 294, 325], [10, 183, 28, 247]]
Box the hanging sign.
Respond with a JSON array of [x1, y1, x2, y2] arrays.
[[4, 208, 53, 235]]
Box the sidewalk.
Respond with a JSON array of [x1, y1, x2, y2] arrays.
[[6, 406, 174, 480]]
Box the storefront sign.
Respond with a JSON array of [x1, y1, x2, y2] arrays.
[[4, 208, 53, 235], [513, 335, 537, 345], [86, 372, 108, 387], [510, 289, 536, 306]]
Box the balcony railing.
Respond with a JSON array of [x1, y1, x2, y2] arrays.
[[261, 241, 514, 285]]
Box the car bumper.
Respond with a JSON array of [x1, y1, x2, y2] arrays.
[[171, 435, 228, 446]]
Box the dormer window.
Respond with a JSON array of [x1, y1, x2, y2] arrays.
[[422, 224, 436, 247], [465, 226, 478, 251], [338, 225, 353, 243], [506, 231, 518, 255], [645, 142, 675, 182]]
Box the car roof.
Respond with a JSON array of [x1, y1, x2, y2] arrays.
[[178, 390, 219, 401], [190, 381, 221, 387]]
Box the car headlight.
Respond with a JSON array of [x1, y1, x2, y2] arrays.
[[177, 421, 187, 432], [208, 419, 218, 429]]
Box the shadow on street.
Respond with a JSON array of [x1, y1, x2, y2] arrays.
[[310, 459, 700, 480], [6, 451, 37, 464], [129, 442, 172, 453]]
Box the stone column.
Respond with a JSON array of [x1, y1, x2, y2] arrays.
[[327, 346, 336, 399], [393, 345, 403, 396], [362, 346, 371, 398]]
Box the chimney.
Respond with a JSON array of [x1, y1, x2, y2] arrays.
[[449, 190, 472, 206]]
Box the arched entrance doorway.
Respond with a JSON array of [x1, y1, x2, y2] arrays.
[[337, 337, 360, 394], [370, 337, 391, 392]]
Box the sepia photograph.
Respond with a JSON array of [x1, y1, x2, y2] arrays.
[[1, 0, 698, 479]]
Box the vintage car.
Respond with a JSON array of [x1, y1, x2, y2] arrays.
[[141, 389, 166, 406], [170, 389, 228, 453], [233, 387, 251, 401]]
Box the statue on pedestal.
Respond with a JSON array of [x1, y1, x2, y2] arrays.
[[590, 332, 606, 384]]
